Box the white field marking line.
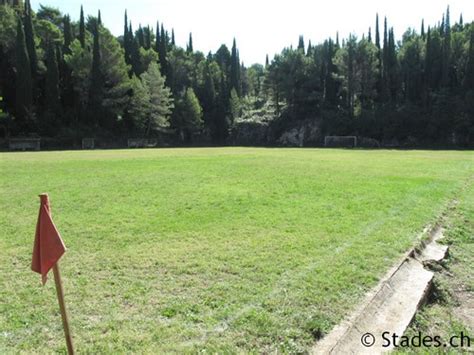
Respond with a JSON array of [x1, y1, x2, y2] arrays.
[[189, 181, 441, 347]]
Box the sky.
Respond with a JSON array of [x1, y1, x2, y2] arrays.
[[31, 0, 473, 65]]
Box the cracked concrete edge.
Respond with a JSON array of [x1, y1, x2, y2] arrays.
[[311, 223, 448, 355]]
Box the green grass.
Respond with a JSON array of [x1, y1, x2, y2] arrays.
[[399, 177, 474, 354], [0, 148, 473, 353]]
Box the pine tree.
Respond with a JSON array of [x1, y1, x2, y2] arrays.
[[23, 0, 37, 78], [15, 17, 32, 126], [79, 5, 85, 48], [140, 62, 174, 135], [174, 87, 203, 142]]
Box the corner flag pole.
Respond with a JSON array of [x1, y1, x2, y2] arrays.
[[53, 262, 74, 355]]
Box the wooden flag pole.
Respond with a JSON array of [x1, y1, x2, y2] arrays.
[[52, 263, 74, 355]]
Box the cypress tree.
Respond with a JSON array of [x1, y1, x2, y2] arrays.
[[375, 14, 380, 49], [368, 27, 372, 43], [381, 17, 390, 101], [230, 38, 240, 95], [165, 30, 170, 47], [158, 24, 168, 77], [45, 42, 60, 116], [265, 54, 269, 68], [347, 35, 355, 117], [307, 40, 312, 56], [421, 19, 425, 40], [325, 39, 337, 105], [129, 22, 143, 76], [79, 5, 85, 48], [123, 11, 131, 66], [388, 28, 398, 101], [23, 0, 37, 79], [63, 15, 73, 54], [187, 32, 193, 53], [15, 17, 33, 126], [425, 26, 432, 90], [144, 26, 151, 49], [441, 6, 451, 87], [88, 23, 103, 125], [298, 35, 305, 54], [464, 27, 474, 90], [98, 10, 102, 26], [171, 29, 175, 47], [459, 13, 463, 28], [155, 22, 160, 53], [137, 25, 144, 48]]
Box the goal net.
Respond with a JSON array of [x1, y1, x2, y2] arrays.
[[324, 136, 357, 148]]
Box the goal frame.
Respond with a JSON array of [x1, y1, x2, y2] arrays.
[[324, 136, 358, 148]]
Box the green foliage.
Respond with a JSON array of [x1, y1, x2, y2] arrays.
[[36, 4, 62, 27], [64, 39, 92, 109], [139, 47, 158, 72], [15, 16, 32, 126], [35, 19, 63, 48], [0, 3, 472, 144], [79, 5, 85, 47], [0, 5, 18, 50], [229, 88, 241, 120], [127, 74, 150, 132], [173, 87, 203, 141], [23, 0, 37, 78], [140, 62, 174, 135], [44, 41, 60, 116], [94, 26, 132, 127]]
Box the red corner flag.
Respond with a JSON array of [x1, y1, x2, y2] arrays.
[[31, 194, 66, 284]]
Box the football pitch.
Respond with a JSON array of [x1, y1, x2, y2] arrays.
[[1, 148, 473, 352]]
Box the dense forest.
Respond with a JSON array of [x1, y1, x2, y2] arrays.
[[0, 0, 473, 147]]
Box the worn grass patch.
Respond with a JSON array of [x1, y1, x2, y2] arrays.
[[0, 148, 473, 353]]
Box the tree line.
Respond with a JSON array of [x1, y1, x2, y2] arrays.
[[0, 0, 473, 146]]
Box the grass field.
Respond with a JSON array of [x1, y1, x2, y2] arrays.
[[0, 148, 473, 353]]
